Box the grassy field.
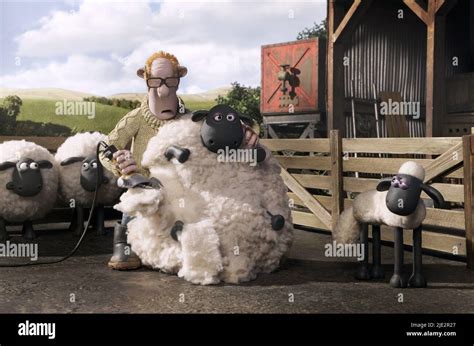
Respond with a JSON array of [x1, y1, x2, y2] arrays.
[[3, 98, 216, 135]]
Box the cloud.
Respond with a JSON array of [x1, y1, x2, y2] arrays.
[[4, 0, 326, 94]]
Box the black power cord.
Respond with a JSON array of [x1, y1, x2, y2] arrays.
[[0, 141, 112, 267]]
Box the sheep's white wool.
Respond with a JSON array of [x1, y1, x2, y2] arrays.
[[0, 140, 58, 222], [115, 115, 293, 284], [399, 161, 425, 181], [55, 132, 121, 206], [333, 162, 427, 244]]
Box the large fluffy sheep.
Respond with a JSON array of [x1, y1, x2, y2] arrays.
[[0, 140, 59, 240], [115, 114, 293, 285], [333, 161, 445, 288], [55, 132, 122, 235]]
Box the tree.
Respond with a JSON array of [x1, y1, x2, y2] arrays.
[[0, 95, 22, 134], [215, 82, 262, 125], [297, 19, 327, 40]]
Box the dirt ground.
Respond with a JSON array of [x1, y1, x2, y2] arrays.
[[0, 223, 473, 313]]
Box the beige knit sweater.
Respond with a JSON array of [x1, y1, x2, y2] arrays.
[[100, 96, 186, 177]]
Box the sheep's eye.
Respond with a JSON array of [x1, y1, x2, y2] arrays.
[[91, 162, 98, 169], [29, 162, 39, 170], [19, 162, 29, 171], [391, 177, 396, 182], [226, 114, 235, 121], [82, 162, 90, 169], [214, 113, 223, 122]]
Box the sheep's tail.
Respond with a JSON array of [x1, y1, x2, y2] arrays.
[[332, 206, 360, 244]]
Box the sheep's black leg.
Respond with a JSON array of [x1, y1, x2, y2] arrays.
[[0, 218, 8, 242], [170, 220, 184, 241], [408, 225, 426, 288], [355, 224, 370, 280], [73, 206, 85, 236], [68, 207, 77, 233], [95, 204, 105, 236], [370, 225, 385, 279], [389, 227, 407, 288], [165, 145, 190, 163], [22, 220, 36, 240]]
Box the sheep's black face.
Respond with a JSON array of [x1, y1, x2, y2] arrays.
[[385, 174, 423, 216], [4, 158, 53, 197], [198, 105, 244, 154], [80, 155, 100, 192]]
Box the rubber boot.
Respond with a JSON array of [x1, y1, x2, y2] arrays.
[[108, 221, 141, 270]]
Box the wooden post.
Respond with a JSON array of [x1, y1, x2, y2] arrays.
[[463, 132, 474, 269], [330, 130, 343, 231]]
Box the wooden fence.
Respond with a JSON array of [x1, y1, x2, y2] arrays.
[[261, 130, 474, 268], [1, 134, 473, 267]]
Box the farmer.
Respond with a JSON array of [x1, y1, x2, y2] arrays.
[[100, 51, 259, 270]]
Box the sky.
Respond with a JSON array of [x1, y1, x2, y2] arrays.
[[0, 0, 326, 96]]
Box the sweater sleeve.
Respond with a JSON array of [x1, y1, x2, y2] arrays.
[[99, 108, 142, 177]]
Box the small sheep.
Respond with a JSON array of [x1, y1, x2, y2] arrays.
[[333, 161, 445, 288], [0, 140, 59, 240], [115, 114, 293, 285], [55, 132, 122, 235]]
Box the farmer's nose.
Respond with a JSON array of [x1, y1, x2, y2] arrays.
[[157, 85, 170, 98]]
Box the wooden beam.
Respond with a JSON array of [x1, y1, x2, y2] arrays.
[[327, 0, 346, 134], [280, 168, 332, 230], [463, 134, 474, 269], [424, 142, 463, 182], [333, 0, 361, 42], [403, 0, 430, 25], [330, 130, 343, 231]]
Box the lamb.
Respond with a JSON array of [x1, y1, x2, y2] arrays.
[[55, 132, 122, 235], [0, 140, 59, 240], [115, 112, 293, 285], [333, 161, 445, 288]]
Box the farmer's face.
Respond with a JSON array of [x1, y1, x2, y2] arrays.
[[148, 58, 179, 119]]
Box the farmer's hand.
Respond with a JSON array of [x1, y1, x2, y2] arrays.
[[113, 150, 137, 175], [242, 124, 259, 148]]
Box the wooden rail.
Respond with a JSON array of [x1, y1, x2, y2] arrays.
[[261, 131, 473, 267]]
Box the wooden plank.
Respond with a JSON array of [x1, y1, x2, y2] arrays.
[[333, 0, 361, 42], [0, 136, 67, 152], [463, 135, 474, 268], [403, 0, 430, 25], [330, 130, 343, 231], [260, 139, 330, 153], [424, 142, 463, 182], [291, 210, 331, 231], [342, 137, 461, 155], [275, 156, 331, 170], [343, 177, 464, 203], [292, 174, 332, 190], [280, 168, 332, 229], [377, 226, 466, 256], [343, 157, 432, 174]]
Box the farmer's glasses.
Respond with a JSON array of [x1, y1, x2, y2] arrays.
[[146, 77, 180, 89]]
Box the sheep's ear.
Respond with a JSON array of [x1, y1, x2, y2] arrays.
[[137, 67, 146, 79], [191, 110, 208, 122], [60, 157, 85, 166], [177, 65, 188, 78], [239, 114, 254, 127], [0, 161, 16, 171], [38, 160, 53, 169], [376, 178, 392, 192], [421, 184, 445, 209]]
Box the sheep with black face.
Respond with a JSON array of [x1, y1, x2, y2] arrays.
[[55, 132, 122, 235], [0, 140, 59, 240]]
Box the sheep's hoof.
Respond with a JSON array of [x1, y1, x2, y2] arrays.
[[22, 222, 36, 240], [408, 273, 427, 288], [170, 220, 184, 241], [165, 146, 190, 164], [271, 215, 285, 231], [355, 265, 371, 280], [370, 265, 385, 279], [389, 274, 408, 288]]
